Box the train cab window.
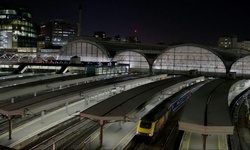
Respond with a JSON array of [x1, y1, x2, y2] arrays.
[[140, 121, 152, 129]]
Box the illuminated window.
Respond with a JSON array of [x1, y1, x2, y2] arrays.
[[0, 9, 16, 15], [0, 15, 6, 19]]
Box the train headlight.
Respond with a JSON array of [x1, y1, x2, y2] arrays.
[[148, 133, 153, 137]]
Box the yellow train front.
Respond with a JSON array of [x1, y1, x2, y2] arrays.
[[136, 120, 156, 137], [136, 105, 169, 138], [136, 81, 201, 139]]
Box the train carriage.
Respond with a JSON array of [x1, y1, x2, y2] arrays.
[[136, 81, 205, 138]]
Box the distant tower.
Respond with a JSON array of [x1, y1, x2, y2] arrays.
[[77, 4, 82, 36]]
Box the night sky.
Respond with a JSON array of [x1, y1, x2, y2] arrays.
[[2, 0, 250, 46]]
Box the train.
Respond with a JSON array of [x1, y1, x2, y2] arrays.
[[136, 81, 205, 138]]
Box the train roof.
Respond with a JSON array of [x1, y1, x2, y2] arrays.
[[141, 103, 168, 122], [141, 81, 205, 122]]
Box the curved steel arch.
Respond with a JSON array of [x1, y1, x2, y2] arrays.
[[152, 44, 226, 74], [164, 44, 229, 67], [230, 54, 250, 77], [59, 39, 111, 62], [113, 49, 151, 62], [112, 50, 150, 72]]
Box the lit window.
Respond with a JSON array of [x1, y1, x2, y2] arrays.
[[0, 15, 6, 19]]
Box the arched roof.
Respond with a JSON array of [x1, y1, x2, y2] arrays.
[[113, 49, 149, 62], [61, 37, 250, 73], [153, 44, 227, 74], [61, 39, 110, 58], [162, 43, 246, 69], [230, 54, 250, 77], [79, 38, 248, 68], [69, 36, 166, 58], [59, 39, 111, 62], [112, 50, 150, 70]]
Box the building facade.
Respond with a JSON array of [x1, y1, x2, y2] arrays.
[[218, 36, 232, 48], [218, 36, 238, 49], [94, 31, 106, 39], [237, 41, 250, 51], [0, 4, 37, 52], [38, 19, 77, 49]]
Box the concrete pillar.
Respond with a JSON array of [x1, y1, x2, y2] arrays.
[[52, 142, 56, 150], [41, 110, 45, 124], [99, 120, 104, 146], [8, 116, 13, 140], [11, 97, 14, 103], [119, 121, 122, 129], [202, 134, 208, 150], [65, 102, 69, 115]]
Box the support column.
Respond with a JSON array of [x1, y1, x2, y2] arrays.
[[11, 97, 15, 103], [8, 116, 13, 140], [119, 121, 122, 129], [52, 142, 56, 150], [99, 120, 104, 146], [41, 110, 45, 124], [85, 98, 88, 105], [202, 134, 208, 150], [65, 102, 69, 115]]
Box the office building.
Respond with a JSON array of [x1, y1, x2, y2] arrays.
[[94, 31, 106, 39], [218, 36, 232, 48], [38, 19, 77, 49], [218, 36, 238, 49], [237, 40, 250, 51], [0, 4, 37, 52]]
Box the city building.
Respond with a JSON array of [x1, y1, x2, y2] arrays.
[[218, 36, 237, 49], [38, 19, 77, 49], [126, 36, 140, 44], [94, 31, 106, 39], [218, 36, 250, 51], [0, 4, 37, 52], [237, 40, 250, 51], [218, 36, 232, 48]]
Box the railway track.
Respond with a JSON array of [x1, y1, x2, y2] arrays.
[[0, 74, 169, 149], [21, 117, 98, 150]]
